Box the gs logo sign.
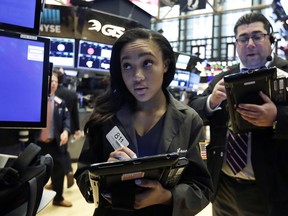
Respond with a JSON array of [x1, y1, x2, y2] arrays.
[[88, 19, 125, 38]]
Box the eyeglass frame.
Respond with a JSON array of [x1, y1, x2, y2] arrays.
[[235, 32, 269, 46]]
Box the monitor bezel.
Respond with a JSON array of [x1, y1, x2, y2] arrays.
[[0, 31, 50, 129]]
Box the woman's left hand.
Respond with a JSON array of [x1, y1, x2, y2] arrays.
[[134, 179, 172, 209]]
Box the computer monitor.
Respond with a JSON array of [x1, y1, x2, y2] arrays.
[[77, 39, 112, 73], [169, 69, 191, 90], [188, 72, 201, 92], [176, 54, 191, 70], [49, 37, 75, 68], [64, 69, 78, 77], [0, 0, 43, 35], [0, 31, 50, 129]]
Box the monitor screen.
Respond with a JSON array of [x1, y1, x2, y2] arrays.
[[0, 0, 42, 35], [64, 69, 78, 77], [0, 31, 50, 129], [176, 54, 191, 70], [188, 73, 201, 92], [49, 37, 75, 68], [77, 40, 112, 72], [170, 70, 191, 90]]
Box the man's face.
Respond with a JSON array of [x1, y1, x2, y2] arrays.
[[235, 22, 272, 69], [50, 74, 58, 95]]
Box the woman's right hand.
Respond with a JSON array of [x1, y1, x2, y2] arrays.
[[108, 147, 137, 161]]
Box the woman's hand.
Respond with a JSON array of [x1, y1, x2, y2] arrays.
[[108, 146, 137, 161], [134, 179, 172, 209]]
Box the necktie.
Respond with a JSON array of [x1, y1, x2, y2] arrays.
[[39, 98, 52, 141], [241, 66, 267, 73], [240, 68, 249, 72], [226, 130, 248, 174]]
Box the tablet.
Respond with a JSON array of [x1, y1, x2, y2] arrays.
[[224, 67, 277, 133], [87, 153, 188, 209], [88, 153, 188, 186]]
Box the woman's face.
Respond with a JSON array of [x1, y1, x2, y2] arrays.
[[120, 39, 168, 102]]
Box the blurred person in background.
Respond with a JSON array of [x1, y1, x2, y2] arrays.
[[54, 67, 81, 188], [34, 72, 72, 207]]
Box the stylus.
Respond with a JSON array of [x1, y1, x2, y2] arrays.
[[116, 140, 125, 148], [115, 140, 137, 159]]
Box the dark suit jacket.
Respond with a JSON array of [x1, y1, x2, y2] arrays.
[[33, 96, 71, 152], [56, 85, 79, 134], [189, 56, 288, 205], [75, 91, 213, 216], [52, 97, 71, 145]]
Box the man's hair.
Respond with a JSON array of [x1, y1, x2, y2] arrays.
[[51, 72, 59, 80], [233, 12, 272, 35], [52, 67, 64, 84]]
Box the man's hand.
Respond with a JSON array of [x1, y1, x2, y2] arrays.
[[209, 79, 227, 109], [60, 130, 69, 145], [73, 130, 82, 141], [236, 91, 277, 127]]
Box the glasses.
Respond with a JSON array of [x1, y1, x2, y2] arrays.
[[236, 33, 268, 46]]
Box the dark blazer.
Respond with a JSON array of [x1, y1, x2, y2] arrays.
[[52, 96, 71, 145], [56, 85, 79, 134], [189, 56, 288, 205], [75, 91, 213, 216], [33, 96, 71, 149]]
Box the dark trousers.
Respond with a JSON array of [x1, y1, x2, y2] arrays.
[[63, 150, 73, 174], [213, 172, 268, 216], [37, 140, 65, 202]]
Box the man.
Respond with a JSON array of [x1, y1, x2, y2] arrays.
[[36, 72, 72, 207], [55, 68, 81, 140], [54, 67, 81, 188], [189, 12, 288, 215]]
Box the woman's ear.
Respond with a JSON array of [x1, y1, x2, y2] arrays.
[[164, 59, 170, 72]]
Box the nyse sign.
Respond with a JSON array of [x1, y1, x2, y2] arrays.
[[40, 24, 61, 34], [39, 5, 143, 42], [88, 19, 126, 39]]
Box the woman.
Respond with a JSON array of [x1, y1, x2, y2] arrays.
[[75, 28, 213, 216]]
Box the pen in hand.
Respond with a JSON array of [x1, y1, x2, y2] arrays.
[[115, 140, 125, 148], [115, 140, 137, 159]]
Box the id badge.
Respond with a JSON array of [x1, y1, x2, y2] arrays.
[[106, 126, 129, 150]]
